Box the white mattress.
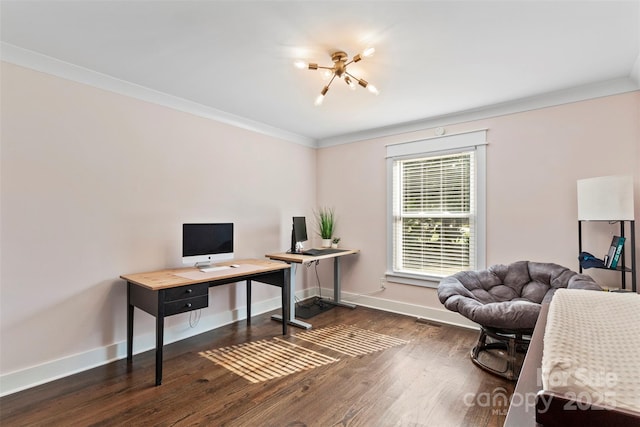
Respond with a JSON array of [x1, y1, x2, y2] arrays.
[[541, 289, 640, 413]]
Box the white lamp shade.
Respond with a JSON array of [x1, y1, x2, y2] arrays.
[[577, 175, 635, 220]]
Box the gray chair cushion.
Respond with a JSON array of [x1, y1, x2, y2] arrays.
[[437, 261, 601, 330]]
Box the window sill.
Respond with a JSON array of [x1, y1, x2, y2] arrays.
[[385, 271, 443, 289]]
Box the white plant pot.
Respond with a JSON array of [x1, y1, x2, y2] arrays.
[[321, 238, 332, 248], [331, 243, 338, 249]]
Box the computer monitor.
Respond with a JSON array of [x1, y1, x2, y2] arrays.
[[290, 216, 308, 253], [182, 223, 234, 267]]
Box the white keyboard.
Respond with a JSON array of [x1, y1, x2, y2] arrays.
[[199, 265, 231, 273]]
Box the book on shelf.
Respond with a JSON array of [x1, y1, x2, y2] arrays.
[[605, 236, 619, 268], [609, 236, 626, 269]]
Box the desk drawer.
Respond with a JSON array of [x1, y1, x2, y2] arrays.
[[164, 283, 208, 302], [164, 295, 208, 316]]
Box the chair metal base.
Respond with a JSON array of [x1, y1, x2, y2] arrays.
[[471, 327, 532, 381]]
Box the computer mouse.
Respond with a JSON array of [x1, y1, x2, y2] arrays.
[[230, 264, 240, 268]]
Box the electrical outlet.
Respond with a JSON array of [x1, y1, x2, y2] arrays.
[[380, 277, 386, 290]]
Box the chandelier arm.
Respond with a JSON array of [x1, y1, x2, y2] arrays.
[[326, 73, 337, 88], [344, 71, 360, 80], [345, 71, 368, 88]]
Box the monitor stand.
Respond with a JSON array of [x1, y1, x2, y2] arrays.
[[290, 230, 304, 254]]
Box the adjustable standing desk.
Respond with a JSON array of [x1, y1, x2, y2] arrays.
[[265, 249, 360, 329], [122, 259, 291, 385]]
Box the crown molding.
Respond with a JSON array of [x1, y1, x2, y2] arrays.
[[317, 77, 639, 148], [0, 43, 317, 148], [3, 42, 638, 151]]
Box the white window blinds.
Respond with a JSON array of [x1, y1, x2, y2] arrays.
[[392, 151, 475, 277]]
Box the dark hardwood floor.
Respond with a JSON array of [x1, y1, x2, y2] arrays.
[[1, 305, 514, 426]]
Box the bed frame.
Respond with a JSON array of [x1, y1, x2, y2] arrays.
[[504, 303, 640, 426]]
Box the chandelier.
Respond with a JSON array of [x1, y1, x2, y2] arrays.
[[295, 48, 378, 106]]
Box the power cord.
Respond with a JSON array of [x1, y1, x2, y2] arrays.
[[189, 309, 201, 328], [294, 260, 327, 309], [308, 260, 322, 299]]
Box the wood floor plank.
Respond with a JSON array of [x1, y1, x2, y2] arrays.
[[0, 305, 514, 426]]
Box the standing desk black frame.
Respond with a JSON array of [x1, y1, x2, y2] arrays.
[[265, 249, 360, 329]]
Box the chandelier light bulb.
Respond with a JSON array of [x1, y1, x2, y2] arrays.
[[315, 85, 330, 106], [363, 47, 375, 57], [294, 60, 306, 69], [367, 84, 379, 95], [344, 75, 356, 90]]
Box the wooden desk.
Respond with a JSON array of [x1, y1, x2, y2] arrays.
[[121, 259, 291, 385], [265, 249, 360, 329]]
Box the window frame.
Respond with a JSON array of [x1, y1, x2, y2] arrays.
[[385, 130, 487, 288]]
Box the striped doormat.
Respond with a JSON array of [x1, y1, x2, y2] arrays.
[[294, 324, 410, 357], [199, 337, 339, 384]]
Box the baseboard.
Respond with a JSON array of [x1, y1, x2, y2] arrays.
[[334, 288, 480, 330], [0, 287, 316, 397], [0, 285, 472, 396]]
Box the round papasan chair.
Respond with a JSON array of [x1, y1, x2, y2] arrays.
[[437, 261, 601, 380]]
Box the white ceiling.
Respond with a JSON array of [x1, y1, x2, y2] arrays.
[[2, 1, 639, 146]]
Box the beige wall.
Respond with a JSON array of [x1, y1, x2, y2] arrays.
[[0, 62, 316, 380], [316, 91, 639, 312]]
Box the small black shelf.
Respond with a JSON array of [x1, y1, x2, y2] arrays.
[[578, 219, 636, 292], [587, 265, 634, 273], [607, 266, 634, 273]]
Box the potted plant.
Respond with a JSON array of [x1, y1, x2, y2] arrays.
[[331, 237, 341, 249], [316, 207, 335, 247]]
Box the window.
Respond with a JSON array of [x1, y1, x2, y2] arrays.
[[386, 130, 486, 287]]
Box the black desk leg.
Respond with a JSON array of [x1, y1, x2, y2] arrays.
[[282, 268, 290, 336], [246, 279, 252, 324], [155, 314, 164, 386], [127, 282, 133, 361]]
